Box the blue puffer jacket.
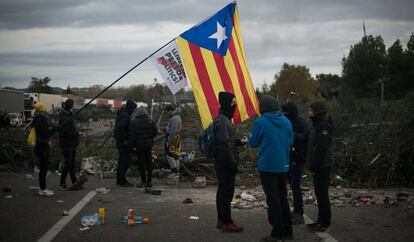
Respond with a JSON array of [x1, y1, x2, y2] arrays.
[[248, 111, 293, 173]]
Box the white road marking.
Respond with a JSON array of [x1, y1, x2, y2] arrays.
[[37, 191, 97, 242]]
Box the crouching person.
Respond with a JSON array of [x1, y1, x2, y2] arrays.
[[214, 92, 247, 233], [248, 95, 294, 241], [129, 107, 158, 188]]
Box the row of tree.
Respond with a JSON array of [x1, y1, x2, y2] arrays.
[[258, 33, 414, 103]]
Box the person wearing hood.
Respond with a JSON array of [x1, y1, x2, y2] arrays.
[[306, 101, 333, 233], [282, 102, 309, 225], [249, 95, 294, 241], [114, 100, 137, 186], [32, 102, 56, 196], [59, 99, 80, 189], [164, 105, 182, 175], [213, 92, 247, 233], [129, 107, 158, 188]]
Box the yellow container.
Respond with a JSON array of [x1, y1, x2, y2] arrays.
[[98, 208, 105, 224]]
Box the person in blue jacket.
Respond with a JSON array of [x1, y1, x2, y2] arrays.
[[249, 95, 294, 242]]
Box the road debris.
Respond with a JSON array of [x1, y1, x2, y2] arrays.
[[183, 198, 193, 204], [2, 185, 12, 192], [96, 187, 111, 193], [189, 216, 199, 220], [192, 176, 206, 188]]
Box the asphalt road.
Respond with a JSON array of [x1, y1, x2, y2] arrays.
[[1, 172, 413, 242]]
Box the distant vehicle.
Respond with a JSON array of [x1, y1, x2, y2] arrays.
[[24, 93, 62, 121]]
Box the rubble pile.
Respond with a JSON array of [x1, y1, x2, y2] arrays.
[[230, 186, 414, 210], [81, 156, 117, 178]]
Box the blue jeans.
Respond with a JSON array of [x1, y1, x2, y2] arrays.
[[290, 163, 304, 215]]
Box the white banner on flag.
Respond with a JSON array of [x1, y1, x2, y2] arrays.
[[151, 40, 188, 95]]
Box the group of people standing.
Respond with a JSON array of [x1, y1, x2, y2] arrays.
[[31, 92, 333, 241], [32, 98, 183, 195], [212, 92, 333, 241], [114, 100, 182, 188], [31, 99, 82, 196]]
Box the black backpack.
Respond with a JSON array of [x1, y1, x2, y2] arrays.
[[198, 122, 215, 159]]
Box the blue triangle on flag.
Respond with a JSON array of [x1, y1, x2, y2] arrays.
[[180, 3, 235, 56]]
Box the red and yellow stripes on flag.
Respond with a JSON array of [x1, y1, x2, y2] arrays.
[[177, 7, 259, 128]]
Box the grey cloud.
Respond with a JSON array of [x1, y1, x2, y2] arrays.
[[1, 0, 414, 29]]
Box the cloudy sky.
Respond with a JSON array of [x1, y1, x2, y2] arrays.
[[0, 0, 413, 89]]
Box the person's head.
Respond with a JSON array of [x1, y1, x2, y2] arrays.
[[33, 102, 46, 113], [218, 92, 237, 118], [64, 99, 74, 111], [259, 95, 279, 114], [126, 100, 137, 115], [282, 102, 298, 121], [135, 106, 148, 118], [164, 104, 175, 118], [308, 101, 327, 118]]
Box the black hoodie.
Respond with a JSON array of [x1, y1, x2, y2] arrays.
[[114, 100, 137, 143], [213, 92, 242, 170], [282, 103, 309, 164]]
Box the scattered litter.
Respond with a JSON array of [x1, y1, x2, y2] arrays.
[[143, 217, 149, 224], [302, 175, 308, 178], [180, 151, 196, 162], [189, 216, 199, 220], [2, 185, 12, 193], [61, 210, 69, 216], [56, 200, 65, 203], [29, 186, 40, 192], [80, 213, 101, 227], [241, 192, 256, 202], [80, 227, 90, 231], [4, 195, 13, 199], [98, 208, 105, 224], [396, 192, 410, 202], [96, 187, 111, 194], [183, 198, 193, 204], [26, 174, 34, 179], [300, 186, 310, 192], [151, 189, 162, 195], [335, 175, 343, 181], [192, 176, 207, 188], [120, 215, 143, 224]]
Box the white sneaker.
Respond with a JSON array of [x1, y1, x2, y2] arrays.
[[38, 189, 55, 196]]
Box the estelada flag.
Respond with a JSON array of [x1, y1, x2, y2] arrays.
[[177, 2, 259, 128]]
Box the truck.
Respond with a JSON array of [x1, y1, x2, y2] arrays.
[[24, 93, 62, 121], [0, 89, 24, 113]]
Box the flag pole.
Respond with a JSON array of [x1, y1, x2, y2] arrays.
[[58, 37, 177, 130]]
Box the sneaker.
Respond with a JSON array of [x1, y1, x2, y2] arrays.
[[291, 212, 304, 225], [222, 220, 243, 233], [307, 223, 331, 233], [59, 184, 68, 191], [38, 189, 54, 196]]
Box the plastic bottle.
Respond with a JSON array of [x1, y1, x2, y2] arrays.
[[128, 209, 136, 226]]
